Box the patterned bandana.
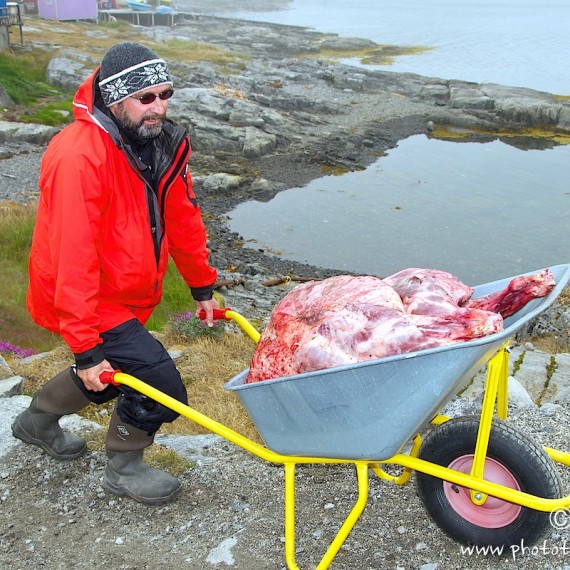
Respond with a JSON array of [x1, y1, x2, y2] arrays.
[[98, 42, 173, 107]]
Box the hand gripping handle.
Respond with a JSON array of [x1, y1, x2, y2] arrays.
[[100, 370, 120, 386], [198, 308, 232, 321]]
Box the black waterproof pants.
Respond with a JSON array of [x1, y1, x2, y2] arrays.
[[71, 318, 188, 433]]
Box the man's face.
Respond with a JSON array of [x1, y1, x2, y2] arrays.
[[110, 85, 172, 140]]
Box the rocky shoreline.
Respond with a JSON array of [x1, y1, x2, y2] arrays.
[[1, 12, 569, 321], [1, 10, 570, 570]]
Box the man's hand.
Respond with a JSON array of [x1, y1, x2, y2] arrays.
[[76, 359, 115, 392], [195, 297, 220, 327]]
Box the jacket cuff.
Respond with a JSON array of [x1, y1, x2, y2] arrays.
[[190, 284, 214, 302], [74, 344, 105, 370]]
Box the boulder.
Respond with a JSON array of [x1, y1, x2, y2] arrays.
[[0, 84, 14, 108], [45, 50, 97, 92], [0, 120, 59, 144]]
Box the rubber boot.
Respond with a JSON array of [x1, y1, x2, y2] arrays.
[[104, 407, 182, 505], [11, 367, 90, 460]]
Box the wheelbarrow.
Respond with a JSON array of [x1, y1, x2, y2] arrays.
[[101, 263, 570, 569]]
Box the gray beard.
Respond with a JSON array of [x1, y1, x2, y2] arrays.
[[137, 122, 163, 139], [113, 104, 164, 140]]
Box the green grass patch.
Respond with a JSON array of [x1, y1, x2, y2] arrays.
[[0, 203, 60, 353], [0, 202, 36, 267], [145, 260, 198, 332], [0, 50, 59, 105], [17, 95, 75, 126]]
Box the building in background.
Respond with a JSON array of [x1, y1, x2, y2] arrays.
[[38, 0, 97, 20], [1, 0, 24, 49]]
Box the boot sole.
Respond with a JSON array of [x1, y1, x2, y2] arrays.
[[11, 421, 87, 461], [103, 478, 182, 505]]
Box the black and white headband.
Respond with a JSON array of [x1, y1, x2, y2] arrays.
[[99, 58, 172, 107]]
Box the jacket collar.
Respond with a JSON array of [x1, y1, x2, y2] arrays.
[[72, 67, 122, 146]]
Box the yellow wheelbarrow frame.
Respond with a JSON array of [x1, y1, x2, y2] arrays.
[[102, 309, 570, 570]]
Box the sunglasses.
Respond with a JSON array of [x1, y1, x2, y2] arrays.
[[131, 88, 174, 105]]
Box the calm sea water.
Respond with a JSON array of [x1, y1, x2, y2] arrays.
[[225, 0, 570, 94], [228, 137, 570, 284], [220, 0, 570, 284]]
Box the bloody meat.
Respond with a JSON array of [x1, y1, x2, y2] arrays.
[[246, 268, 555, 384]]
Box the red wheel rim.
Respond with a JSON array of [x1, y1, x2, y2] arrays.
[[443, 454, 522, 528]]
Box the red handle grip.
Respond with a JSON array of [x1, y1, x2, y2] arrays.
[[100, 370, 119, 386], [198, 308, 232, 321]]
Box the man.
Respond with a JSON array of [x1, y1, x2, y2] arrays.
[[12, 42, 219, 505]]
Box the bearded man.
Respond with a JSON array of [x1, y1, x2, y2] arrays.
[[12, 42, 219, 505]]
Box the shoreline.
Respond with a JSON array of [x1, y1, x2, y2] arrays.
[[1, 12, 569, 321]]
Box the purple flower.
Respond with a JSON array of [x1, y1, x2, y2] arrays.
[[0, 340, 35, 359]]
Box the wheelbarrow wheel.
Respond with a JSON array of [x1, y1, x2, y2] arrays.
[[416, 415, 561, 549]]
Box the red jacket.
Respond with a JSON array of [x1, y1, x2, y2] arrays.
[[27, 69, 217, 355]]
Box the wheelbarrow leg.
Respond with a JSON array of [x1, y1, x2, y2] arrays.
[[469, 345, 510, 505], [284, 461, 369, 570]]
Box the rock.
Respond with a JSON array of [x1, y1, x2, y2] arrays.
[[243, 126, 276, 157], [0, 376, 23, 398], [0, 84, 14, 108], [19, 351, 53, 364], [0, 354, 11, 374], [0, 121, 60, 145], [46, 52, 94, 92], [169, 87, 232, 121], [558, 106, 570, 131], [511, 349, 550, 403], [319, 37, 377, 51], [554, 387, 570, 405], [449, 85, 492, 110], [201, 173, 243, 192], [540, 402, 563, 416], [507, 376, 537, 408]]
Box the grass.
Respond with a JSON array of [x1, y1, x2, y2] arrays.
[[0, 202, 60, 352], [0, 50, 56, 104], [0, 48, 75, 124], [310, 43, 432, 67], [145, 259, 199, 332]]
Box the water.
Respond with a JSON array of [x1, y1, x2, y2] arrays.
[[220, 0, 570, 284], [225, 0, 570, 94], [229, 137, 570, 284]]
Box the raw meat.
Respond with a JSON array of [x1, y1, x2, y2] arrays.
[[246, 268, 555, 384], [383, 268, 474, 315], [462, 268, 555, 318], [246, 276, 414, 382]]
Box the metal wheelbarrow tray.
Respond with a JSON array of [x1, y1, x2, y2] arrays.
[[225, 264, 570, 460]]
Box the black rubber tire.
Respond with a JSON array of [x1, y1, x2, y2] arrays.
[[416, 415, 562, 549]]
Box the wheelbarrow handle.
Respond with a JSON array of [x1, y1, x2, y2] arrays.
[[198, 307, 261, 343], [198, 308, 233, 321], [100, 370, 120, 386]]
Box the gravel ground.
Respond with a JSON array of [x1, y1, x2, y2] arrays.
[[2, 402, 570, 570]]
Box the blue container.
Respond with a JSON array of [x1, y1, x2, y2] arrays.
[[225, 264, 570, 460]]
